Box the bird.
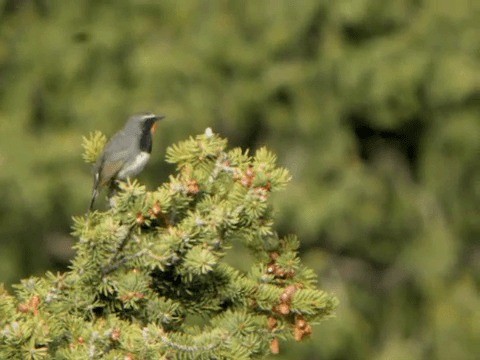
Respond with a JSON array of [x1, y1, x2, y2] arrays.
[[89, 113, 165, 212]]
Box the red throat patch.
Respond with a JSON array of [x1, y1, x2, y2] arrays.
[[151, 122, 158, 134]]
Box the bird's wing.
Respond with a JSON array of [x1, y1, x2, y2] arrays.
[[96, 130, 132, 186], [99, 159, 126, 186]]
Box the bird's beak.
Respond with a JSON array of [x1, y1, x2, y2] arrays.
[[150, 115, 165, 134]]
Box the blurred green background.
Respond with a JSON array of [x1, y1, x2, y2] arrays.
[[0, 1, 479, 359]]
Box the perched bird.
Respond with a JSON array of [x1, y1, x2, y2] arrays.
[[89, 113, 164, 211]]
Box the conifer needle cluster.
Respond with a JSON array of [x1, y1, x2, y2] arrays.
[[0, 129, 337, 359]]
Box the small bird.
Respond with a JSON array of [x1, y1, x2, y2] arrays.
[[89, 113, 165, 211]]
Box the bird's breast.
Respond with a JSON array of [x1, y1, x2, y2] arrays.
[[117, 151, 151, 179]]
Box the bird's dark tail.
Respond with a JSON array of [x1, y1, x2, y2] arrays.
[[88, 187, 98, 213]]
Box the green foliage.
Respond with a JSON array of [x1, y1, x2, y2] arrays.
[[0, 132, 337, 358], [81, 131, 107, 164]]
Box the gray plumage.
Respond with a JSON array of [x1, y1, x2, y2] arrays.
[[89, 113, 164, 211]]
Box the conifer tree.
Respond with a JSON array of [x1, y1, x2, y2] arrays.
[[0, 129, 337, 359]]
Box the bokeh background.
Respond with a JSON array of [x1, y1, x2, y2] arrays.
[[0, 1, 479, 359]]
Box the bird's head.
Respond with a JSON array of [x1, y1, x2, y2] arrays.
[[124, 113, 165, 135]]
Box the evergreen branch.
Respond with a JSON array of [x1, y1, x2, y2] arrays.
[[82, 131, 107, 164], [156, 330, 225, 353], [101, 224, 136, 276], [0, 131, 337, 358], [101, 249, 149, 276]]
